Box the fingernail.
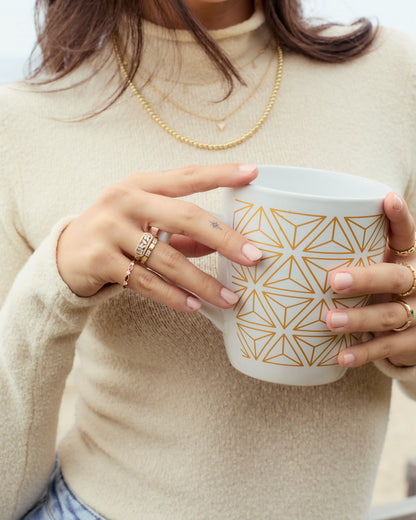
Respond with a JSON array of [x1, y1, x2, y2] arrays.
[[393, 194, 403, 212], [341, 353, 355, 366], [221, 287, 239, 305], [238, 164, 257, 174], [242, 243, 263, 262], [186, 296, 201, 311], [333, 272, 353, 290], [330, 311, 349, 328]]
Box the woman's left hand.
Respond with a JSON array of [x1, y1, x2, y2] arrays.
[[326, 192, 416, 368]]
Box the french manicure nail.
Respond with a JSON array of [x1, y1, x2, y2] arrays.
[[333, 272, 353, 290], [186, 296, 201, 311], [242, 243, 263, 262], [238, 164, 258, 174], [221, 287, 239, 305], [331, 312, 349, 328], [341, 353, 355, 366], [393, 194, 403, 212]]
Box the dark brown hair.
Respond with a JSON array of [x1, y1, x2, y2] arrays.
[[29, 0, 377, 108]]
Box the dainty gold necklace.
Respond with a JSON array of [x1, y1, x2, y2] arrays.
[[136, 48, 275, 132], [139, 39, 271, 91], [113, 34, 284, 151]]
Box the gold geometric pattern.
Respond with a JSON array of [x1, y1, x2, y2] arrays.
[[246, 249, 283, 284], [368, 217, 389, 252], [345, 215, 386, 252], [236, 290, 275, 328], [262, 334, 303, 366], [239, 206, 283, 249], [293, 335, 337, 367], [303, 217, 355, 254], [233, 200, 255, 232], [303, 257, 354, 293], [293, 299, 331, 332], [270, 209, 326, 250], [263, 292, 313, 329], [230, 200, 387, 368], [237, 324, 275, 360], [332, 295, 371, 309], [263, 256, 314, 294], [317, 335, 350, 366]]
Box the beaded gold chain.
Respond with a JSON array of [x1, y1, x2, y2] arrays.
[[113, 34, 284, 151], [136, 48, 275, 131]]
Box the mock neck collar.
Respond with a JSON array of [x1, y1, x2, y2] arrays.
[[138, 4, 268, 84], [141, 5, 265, 43]]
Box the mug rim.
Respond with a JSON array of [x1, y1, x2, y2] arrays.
[[246, 165, 392, 202]]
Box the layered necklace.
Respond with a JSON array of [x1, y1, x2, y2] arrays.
[[113, 34, 283, 151]]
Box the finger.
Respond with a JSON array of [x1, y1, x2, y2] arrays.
[[384, 192, 416, 256], [145, 241, 239, 308], [134, 194, 262, 266], [118, 256, 202, 313], [119, 230, 239, 308], [124, 163, 258, 197], [326, 300, 416, 334], [329, 262, 415, 296], [168, 235, 215, 258], [337, 327, 416, 368]]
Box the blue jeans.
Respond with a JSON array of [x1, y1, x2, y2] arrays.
[[22, 461, 107, 520]]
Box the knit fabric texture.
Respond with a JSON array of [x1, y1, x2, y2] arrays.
[[1, 7, 416, 520]]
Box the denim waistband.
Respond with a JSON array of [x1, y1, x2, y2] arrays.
[[22, 460, 108, 520]]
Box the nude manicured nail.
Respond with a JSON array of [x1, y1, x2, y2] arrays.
[[393, 194, 403, 211], [333, 272, 353, 290], [242, 243, 262, 262], [239, 164, 257, 174], [221, 288, 239, 305], [186, 296, 201, 311], [330, 312, 348, 328], [341, 353, 355, 366]]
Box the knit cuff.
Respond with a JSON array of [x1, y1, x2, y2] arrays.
[[374, 358, 416, 400], [2, 216, 121, 338], [47, 216, 122, 309]]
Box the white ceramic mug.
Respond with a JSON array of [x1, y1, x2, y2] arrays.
[[197, 165, 391, 386]]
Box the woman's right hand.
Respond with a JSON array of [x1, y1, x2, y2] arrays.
[[56, 163, 263, 312]]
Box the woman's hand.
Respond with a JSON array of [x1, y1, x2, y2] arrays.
[[57, 163, 262, 311], [326, 192, 416, 368]]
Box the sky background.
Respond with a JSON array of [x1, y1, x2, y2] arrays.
[[0, 0, 415, 83]]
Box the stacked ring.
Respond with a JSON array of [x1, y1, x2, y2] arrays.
[[398, 263, 416, 297], [122, 261, 135, 290], [392, 298, 415, 332], [134, 232, 154, 260], [138, 236, 158, 265], [388, 233, 416, 256], [134, 232, 158, 265]]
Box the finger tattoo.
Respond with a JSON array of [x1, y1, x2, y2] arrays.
[[210, 221, 223, 230]]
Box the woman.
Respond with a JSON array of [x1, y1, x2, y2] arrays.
[[1, 0, 416, 518]]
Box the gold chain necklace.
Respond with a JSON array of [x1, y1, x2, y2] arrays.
[[137, 48, 275, 131], [113, 34, 284, 151], [139, 39, 271, 89]]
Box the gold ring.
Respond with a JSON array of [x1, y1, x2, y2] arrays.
[[122, 261, 135, 290], [134, 232, 154, 262], [139, 236, 158, 265], [398, 263, 416, 297], [388, 233, 416, 256], [392, 298, 415, 332]]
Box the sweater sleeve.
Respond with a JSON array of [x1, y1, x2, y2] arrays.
[[0, 116, 120, 518], [374, 35, 416, 400]]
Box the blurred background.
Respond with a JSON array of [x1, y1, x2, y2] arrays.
[[1, 0, 416, 509]]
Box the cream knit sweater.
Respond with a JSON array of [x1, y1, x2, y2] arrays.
[[1, 7, 416, 520]]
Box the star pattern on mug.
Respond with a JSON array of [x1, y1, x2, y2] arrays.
[[231, 203, 388, 367]]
